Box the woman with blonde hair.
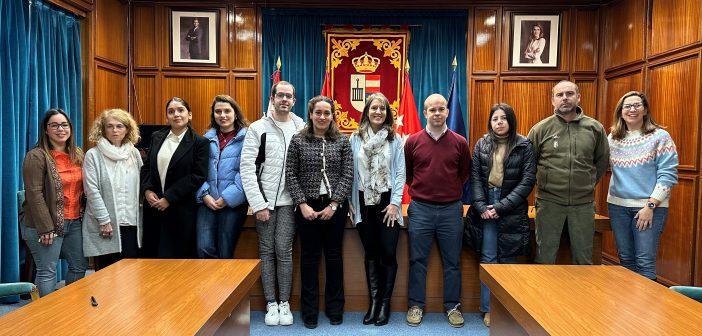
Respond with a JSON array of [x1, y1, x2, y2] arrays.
[[22, 108, 86, 296], [82, 109, 143, 268]]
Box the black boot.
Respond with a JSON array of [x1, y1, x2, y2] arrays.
[[375, 263, 397, 326], [374, 299, 391, 326], [363, 260, 381, 325]]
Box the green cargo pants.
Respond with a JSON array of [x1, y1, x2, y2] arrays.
[[534, 198, 595, 265]]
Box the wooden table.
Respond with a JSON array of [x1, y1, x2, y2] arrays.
[[480, 264, 702, 335], [0, 259, 260, 336]]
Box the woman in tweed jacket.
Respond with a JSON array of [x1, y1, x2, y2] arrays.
[[285, 95, 353, 329]]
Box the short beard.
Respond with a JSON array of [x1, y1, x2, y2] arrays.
[[554, 106, 577, 116]]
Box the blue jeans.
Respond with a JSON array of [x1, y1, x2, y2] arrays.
[[21, 219, 87, 297], [196, 204, 248, 259], [608, 203, 669, 280], [407, 200, 464, 310], [479, 188, 517, 312]]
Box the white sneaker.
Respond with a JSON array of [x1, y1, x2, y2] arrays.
[[278, 301, 293, 326], [265, 301, 279, 326]]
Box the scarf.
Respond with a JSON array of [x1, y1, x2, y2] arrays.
[[360, 128, 390, 205], [97, 137, 134, 188]]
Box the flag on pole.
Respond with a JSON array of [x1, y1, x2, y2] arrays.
[[396, 60, 422, 204], [447, 56, 471, 204], [265, 56, 282, 117], [320, 69, 332, 98]]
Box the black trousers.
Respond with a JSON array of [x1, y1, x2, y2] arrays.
[[297, 196, 347, 322], [357, 191, 399, 299], [95, 225, 139, 270]]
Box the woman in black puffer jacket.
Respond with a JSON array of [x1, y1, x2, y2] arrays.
[[468, 103, 536, 327]]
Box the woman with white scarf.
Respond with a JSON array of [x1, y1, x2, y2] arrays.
[[349, 93, 406, 326], [82, 109, 143, 268]]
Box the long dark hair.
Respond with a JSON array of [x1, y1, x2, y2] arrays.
[[487, 103, 518, 147], [610, 91, 661, 140], [300, 95, 341, 140], [37, 108, 83, 165], [209, 94, 249, 132], [355, 92, 395, 141]]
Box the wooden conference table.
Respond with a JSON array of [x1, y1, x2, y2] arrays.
[[0, 259, 260, 336], [480, 264, 702, 335]]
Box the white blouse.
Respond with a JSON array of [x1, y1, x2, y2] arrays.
[[157, 130, 186, 193], [103, 153, 140, 226]]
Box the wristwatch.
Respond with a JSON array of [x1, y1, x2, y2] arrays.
[[646, 201, 656, 209], [329, 203, 338, 211]]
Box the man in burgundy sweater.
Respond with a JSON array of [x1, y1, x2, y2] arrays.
[[404, 93, 471, 328]]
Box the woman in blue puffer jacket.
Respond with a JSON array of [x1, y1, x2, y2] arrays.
[[195, 95, 249, 258]]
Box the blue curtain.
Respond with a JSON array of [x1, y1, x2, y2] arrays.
[[0, 0, 82, 302], [261, 8, 468, 128]]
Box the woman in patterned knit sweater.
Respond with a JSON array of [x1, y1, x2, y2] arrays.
[[285, 95, 353, 329], [607, 91, 678, 280]]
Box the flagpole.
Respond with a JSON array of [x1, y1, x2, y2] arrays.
[[451, 55, 457, 72]]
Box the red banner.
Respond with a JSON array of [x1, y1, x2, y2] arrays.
[[324, 30, 408, 132]]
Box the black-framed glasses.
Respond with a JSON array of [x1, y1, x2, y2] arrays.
[[47, 122, 70, 130], [622, 103, 643, 110]]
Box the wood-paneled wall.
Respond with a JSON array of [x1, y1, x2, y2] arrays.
[[80, 0, 702, 289], [467, 6, 600, 146], [129, 3, 261, 134], [83, 0, 129, 146], [598, 0, 702, 286]]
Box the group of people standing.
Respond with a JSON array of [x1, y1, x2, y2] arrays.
[[20, 79, 678, 330]]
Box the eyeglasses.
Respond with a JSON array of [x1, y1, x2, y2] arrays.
[[622, 103, 643, 110], [275, 92, 294, 100], [47, 122, 70, 130]]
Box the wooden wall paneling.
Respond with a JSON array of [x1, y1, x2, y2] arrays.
[[232, 74, 259, 123], [162, 74, 228, 134], [602, 69, 644, 133], [573, 78, 597, 118], [47, 0, 94, 18], [572, 8, 599, 72], [650, 0, 702, 57], [602, 0, 646, 70], [473, 8, 499, 73], [133, 5, 157, 69], [132, 73, 158, 125], [647, 52, 701, 172], [232, 7, 258, 71], [94, 62, 128, 119], [469, 78, 496, 146], [598, 171, 618, 263], [657, 175, 699, 285], [95, 0, 128, 66], [500, 78, 563, 137]]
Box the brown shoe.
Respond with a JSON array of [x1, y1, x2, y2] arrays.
[[483, 312, 491, 327], [447, 304, 464, 328], [406, 306, 423, 327]]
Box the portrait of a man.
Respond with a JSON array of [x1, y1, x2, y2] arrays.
[[170, 9, 219, 66], [182, 17, 208, 60]]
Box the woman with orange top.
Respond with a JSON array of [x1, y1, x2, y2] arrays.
[[21, 108, 87, 297]]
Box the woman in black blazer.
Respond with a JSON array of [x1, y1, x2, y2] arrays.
[[141, 97, 209, 258]]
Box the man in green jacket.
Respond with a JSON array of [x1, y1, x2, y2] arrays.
[[528, 80, 609, 265]]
